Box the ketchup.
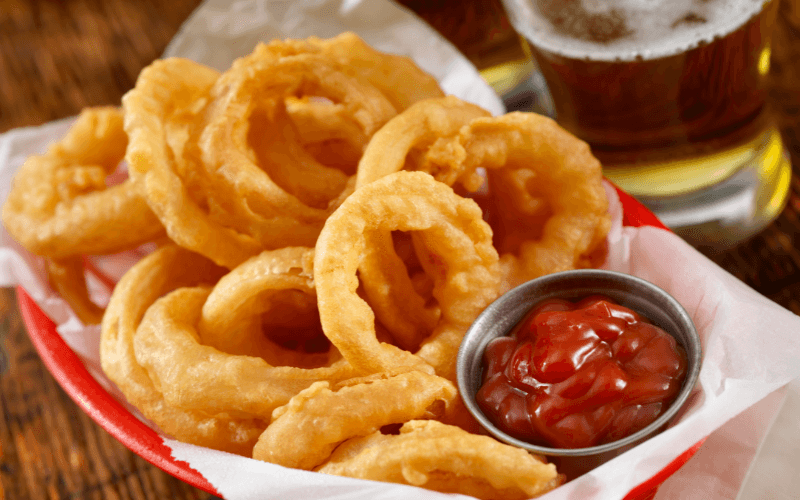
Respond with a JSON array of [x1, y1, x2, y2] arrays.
[[476, 296, 687, 449]]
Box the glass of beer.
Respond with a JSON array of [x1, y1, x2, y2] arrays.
[[499, 0, 791, 249]]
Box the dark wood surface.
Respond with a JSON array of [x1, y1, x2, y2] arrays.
[[0, 2, 213, 498], [1, 0, 799, 498]]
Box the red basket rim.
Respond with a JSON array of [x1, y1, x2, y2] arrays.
[[17, 289, 221, 496]]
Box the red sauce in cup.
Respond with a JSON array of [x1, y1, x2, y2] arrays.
[[476, 296, 687, 449]]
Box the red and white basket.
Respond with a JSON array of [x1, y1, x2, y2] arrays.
[[18, 185, 705, 500]]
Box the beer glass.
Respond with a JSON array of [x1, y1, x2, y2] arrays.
[[499, 0, 791, 249]]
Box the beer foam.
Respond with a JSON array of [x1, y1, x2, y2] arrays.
[[507, 0, 769, 61]]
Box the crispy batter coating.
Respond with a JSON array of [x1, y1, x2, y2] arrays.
[[253, 370, 456, 470], [449, 113, 611, 291], [317, 420, 561, 499], [99, 245, 266, 455], [123, 57, 270, 269], [2, 107, 164, 260], [134, 248, 357, 420], [315, 171, 500, 381]]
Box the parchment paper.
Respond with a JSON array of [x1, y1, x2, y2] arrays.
[[1, 0, 799, 498]]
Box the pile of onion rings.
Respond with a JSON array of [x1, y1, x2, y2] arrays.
[[2, 32, 616, 499]]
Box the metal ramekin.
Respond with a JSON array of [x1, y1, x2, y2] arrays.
[[457, 269, 702, 463]]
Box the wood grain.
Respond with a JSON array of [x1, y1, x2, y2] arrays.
[[0, 0, 202, 132], [0, 0, 214, 498]]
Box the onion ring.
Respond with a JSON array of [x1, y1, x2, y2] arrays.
[[253, 370, 456, 470], [197, 248, 313, 351], [2, 107, 164, 259], [354, 95, 490, 189], [316, 420, 560, 499], [314, 171, 500, 380], [197, 247, 331, 366], [354, 101, 610, 292], [2, 106, 165, 323], [311, 32, 445, 112], [123, 57, 275, 269], [99, 245, 266, 455], [199, 47, 397, 235], [443, 112, 611, 290], [133, 248, 357, 420], [352, 97, 488, 347], [243, 33, 444, 113], [279, 33, 445, 174], [196, 247, 332, 367], [124, 57, 330, 269]]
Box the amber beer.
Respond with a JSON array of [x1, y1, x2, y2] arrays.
[[502, 0, 790, 245]]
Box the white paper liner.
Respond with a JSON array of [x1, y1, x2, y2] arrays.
[[1, 0, 799, 498]]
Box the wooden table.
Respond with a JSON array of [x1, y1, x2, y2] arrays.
[[1, 1, 798, 498]]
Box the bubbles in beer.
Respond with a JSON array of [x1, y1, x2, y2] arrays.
[[536, 0, 632, 44], [514, 0, 768, 60], [672, 13, 708, 28]]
